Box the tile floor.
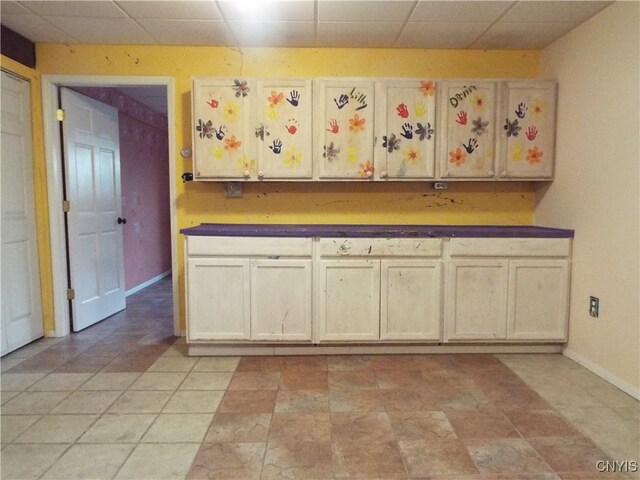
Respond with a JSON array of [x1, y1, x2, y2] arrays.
[[1, 276, 638, 479]]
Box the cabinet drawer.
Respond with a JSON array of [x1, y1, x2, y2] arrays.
[[187, 236, 313, 257], [318, 238, 442, 257], [449, 238, 571, 258]]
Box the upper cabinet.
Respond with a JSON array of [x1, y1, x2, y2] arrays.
[[192, 78, 255, 180], [439, 81, 499, 179], [256, 79, 313, 179], [316, 78, 375, 179], [499, 81, 557, 179], [375, 79, 437, 179]]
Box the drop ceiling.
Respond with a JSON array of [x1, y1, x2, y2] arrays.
[[1, 0, 612, 50]]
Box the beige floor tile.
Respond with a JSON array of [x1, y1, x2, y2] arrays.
[[147, 356, 198, 372], [163, 390, 224, 413], [1, 415, 41, 443], [51, 390, 122, 414], [589, 385, 640, 410], [0, 373, 46, 391], [204, 413, 271, 443], [187, 442, 265, 480], [160, 343, 189, 357], [115, 443, 200, 480], [79, 413, 156, 443], [0, 444, 68, 480], [1, 391, 70, 414], [179, 372, 233, 390], [141, 413, 213, 442], [42, 443, 134, 480], [129, 372, 187, 390], [1, 390, 20, 405], [79, 373, 140, 390], [1, 358, 26, 373], [4, 343, 51, 359], [28, 373, 93, 391], [108, 390, 172, 413], [192, 356, 240, 372], [15, 414, 98, 443], [536, 386, 608, 409]]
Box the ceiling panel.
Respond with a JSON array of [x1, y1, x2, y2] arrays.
[[397, 22, 492, 49], [138, 19, 235, 46], [44, 16, 156, 44], [228, 21, 316, 47], [0, 13, 77, 43], [116, 1, 222, 20], [318, 0, 415, 22], [410, 1, 514, 23], [20, 0, 127, 18], [218, 0, 315, 21], [318, 21, 403, 47], [502, 1, 612, 23], [473, 21, 579, 50]]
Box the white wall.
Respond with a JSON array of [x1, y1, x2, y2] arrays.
[[537, 1, 640, 396]]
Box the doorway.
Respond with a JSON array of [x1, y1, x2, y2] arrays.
[[42, 75, 179, 337]]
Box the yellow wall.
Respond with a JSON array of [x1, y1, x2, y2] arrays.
[[1, 55, 55, 335], [35, 45, 540, 331]]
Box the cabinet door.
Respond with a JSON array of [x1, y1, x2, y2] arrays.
[[256, 79, 313, 179], [380, 260, 441, 340], [499, 81, 556, 179], [375, 79, 437, 179], [444, 259, 508, 341], [186, 258, 250, 340], [317, 260, 380, 341], [316, 79, 375, 179], [507, 260, 569, 341], [192, 78, 255, 180], [251, 259, 312, 341], [439, 81, 499, 179]]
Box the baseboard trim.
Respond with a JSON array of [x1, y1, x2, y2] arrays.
[[126, 270, 171, 297], [563, 348, 640, 400], [189, 343, 563, 357]]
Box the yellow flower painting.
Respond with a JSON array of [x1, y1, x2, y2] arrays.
[[346, 145, 358, 164], [222, 101, 240, 123], [283, 147, 302, 169]]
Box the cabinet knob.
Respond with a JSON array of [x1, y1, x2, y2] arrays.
[[380, 171, 388, 178], [243, 170, 251, 178], [258, 171, 264, 179], [501, 170, 507, 176], [487, 170, 494, 176], [366, 171, 373, 178]]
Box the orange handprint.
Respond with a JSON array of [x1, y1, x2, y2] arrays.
[[396, 103, 409, 118], [526, 125, 538, 141], [327, 119, 339, 134], [456, 111, 468, 125]]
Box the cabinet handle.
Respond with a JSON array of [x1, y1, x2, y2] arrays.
[[487, 170, 494, 176], [258, 171, 264, 179], [243, 170, 251, 178], [380, 171, 388, 178], [366, 170, 373, 178]]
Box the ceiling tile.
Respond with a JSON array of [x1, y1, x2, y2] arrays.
[[138, 19, 235, 46], [410, 1, 514, 22], [318, 0, 415, 22], [43, 16, 156, 44], [117, 86, 168, 114], [502, 1, 612, 23], [317, 21, 403, 47], [472, 21, 578, 50], [116, 1, 222, 20], [0, 13, 77, 42], [227, 21, 316, 47], [1, 1, 32, 15], [218, 0, 315, 21], [396, 22, 491, 49], [19, 1, 127, 18]]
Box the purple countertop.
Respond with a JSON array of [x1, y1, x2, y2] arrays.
[[180, 223, 574, 238]]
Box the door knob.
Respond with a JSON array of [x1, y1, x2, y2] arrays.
[[117, 217, 127, 225]]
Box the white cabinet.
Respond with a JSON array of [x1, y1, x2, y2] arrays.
[[439, 80, 499, 179], [315, 78, 376, 179], [317, 260, 381, 341], [444, 238, 570, 342], [187, 257, 251, 340], [251, 259, 312, 341], [381, 260, 441, 340], [507, 260, 569, 340], [499, 81, 557, 179], [444, 259, 509, 341], [375, 79, 437, 179], [256, 79, 313, 179], [185, 236, 313, 342]]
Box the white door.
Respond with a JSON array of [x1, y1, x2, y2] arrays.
[[317, 259, 380, 341], [380, 260, 441, 341], [251, 259, 312, 341], [186, 257, 250, 341], [1, 71, 44, 355], [61, 88, 126, 331]]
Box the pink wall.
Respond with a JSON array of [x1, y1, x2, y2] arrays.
[[73, 87, 171, 291]]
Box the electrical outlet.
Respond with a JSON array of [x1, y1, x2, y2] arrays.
[[589, 296, 599, 318]]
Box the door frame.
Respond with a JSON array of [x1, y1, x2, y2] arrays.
[[42, 75, 179, 337]]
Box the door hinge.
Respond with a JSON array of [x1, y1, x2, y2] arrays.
[[56, 108, 65, 121], [67, 288, 75, 300], [62, 200, 70, 212]]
